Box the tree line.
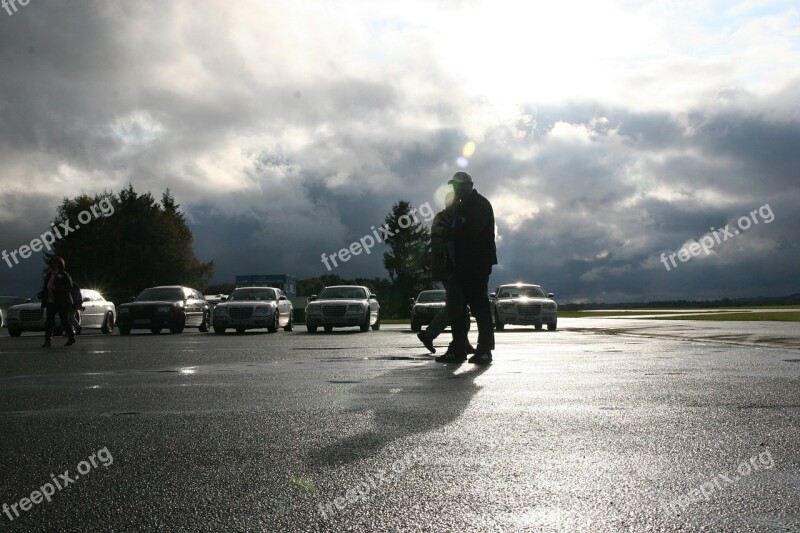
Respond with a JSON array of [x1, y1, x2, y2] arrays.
[[44, 187, 434, 318]]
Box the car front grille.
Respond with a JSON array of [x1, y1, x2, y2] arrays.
[[322, 305, 347, 318], [517, 303, 542, 316], [128, 306, 157, 319], [21, 309, 44, 321], [229, 308, 253, 319]]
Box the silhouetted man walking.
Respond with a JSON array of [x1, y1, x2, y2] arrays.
[[435, 171, 497, 364]]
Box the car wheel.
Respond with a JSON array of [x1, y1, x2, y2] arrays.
[[547, 319, 557, 331], [235, 327, 246, 334], [360, 311, 370, 332], [8, 328, 22, 337], [410, 320, 421, 332], [119, 326, 131, 335], [535, 323, 543, 331], [306, 325, 317, 333], [268, 312, 279, 333], [494, 311, 504, 331], [324, 325, 333, 333], [214, 326, 226, 334], [371, 314, 380, 331], [284, 311, 293, 332], [101, 312, 114, 334], [199, 312, 210, 332]]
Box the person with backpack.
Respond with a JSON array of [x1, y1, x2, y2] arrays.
[[39, 256, 76, 347]]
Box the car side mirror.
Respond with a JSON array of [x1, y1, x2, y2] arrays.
[[369, 294, 377, 300], [279, 295, 287, 301], [489, 293, 496, 298], [129, 296, 136, 302], [26, 298, 32, 303], [408, 298, 415, 304], [83, 296, 91, 302], [309, 295, 317, 301], [548, 293, 555, 298]]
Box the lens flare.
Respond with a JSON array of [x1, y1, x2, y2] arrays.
[[456, 156, 469, 168], [462, 141, 476, 158]]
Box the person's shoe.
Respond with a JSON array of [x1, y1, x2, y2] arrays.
[[435, 350, 466, 363], [465, 343, 476, 355], [468, 350, 492, 365], [42, 340, 51, 348], [65, 337, 76, 346], [417, 332, 436, 353]]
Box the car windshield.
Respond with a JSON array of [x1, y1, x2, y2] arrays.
[[228, 288, 276, 301], [135, 288, 185, 302], [318, 287, 367, 299], [418, 291, 446, 302], [497, 286, 547, 298]]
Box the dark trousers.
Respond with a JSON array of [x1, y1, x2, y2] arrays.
[[447, 269, 494, 353], [45, 302, 74, 341]]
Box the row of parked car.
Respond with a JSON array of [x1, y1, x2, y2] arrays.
[[5, 282, 555, 336], [3, 284, 381, 336], [409, 283, 558, 331]]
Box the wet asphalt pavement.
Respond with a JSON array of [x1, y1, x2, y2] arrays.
[[0, 320, 798, 532]]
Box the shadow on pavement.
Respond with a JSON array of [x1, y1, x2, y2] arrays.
[[305, 361, 490, 467]]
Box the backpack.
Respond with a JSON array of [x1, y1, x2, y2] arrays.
[[71, 284, 83, 309]]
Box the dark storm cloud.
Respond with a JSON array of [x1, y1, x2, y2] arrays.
[[1, 1, 798, 302]]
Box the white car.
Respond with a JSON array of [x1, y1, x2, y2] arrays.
[[490, 283, 558, 331], [212, 287, 293, 334], [305, 285, 380, 333], [6, 289, 116, 337]]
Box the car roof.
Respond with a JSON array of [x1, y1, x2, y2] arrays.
[[498, 283, 541, 288], [323, 285, 369, 290], [232, 286, 276, 290]]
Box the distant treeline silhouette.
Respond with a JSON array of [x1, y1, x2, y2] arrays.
[[559, 294, 800, 311]]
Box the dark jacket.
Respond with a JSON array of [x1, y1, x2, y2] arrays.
[[430, 210, 454, 282], [39, 269, 74, 309], [443, 189, 497, 275]]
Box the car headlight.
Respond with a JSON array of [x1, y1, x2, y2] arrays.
[[348, 304, 364, 312], [215, 307, 228, 316], [8, 309, 19, 318], [543, 303, 556, 310], [253, 306, 271, 316], [119, 307, 129, 314], [156, 305, 173, 313], [307, 305, 321, 314]]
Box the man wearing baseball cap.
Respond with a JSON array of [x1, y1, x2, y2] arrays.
[[433, 171, 497, 364]]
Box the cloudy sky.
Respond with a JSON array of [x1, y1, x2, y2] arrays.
[[1, 0, 799, 302]]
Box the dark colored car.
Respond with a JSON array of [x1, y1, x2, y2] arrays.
[[409, 290, 446, 331], [117, 286, 210, 335]]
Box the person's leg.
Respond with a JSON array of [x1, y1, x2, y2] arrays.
[[43, 303, 55, 347], [436, 276, 469, 362], [424, 307, 450, 340], [465, 271, 494, 361], [59, 305, 75, 345]]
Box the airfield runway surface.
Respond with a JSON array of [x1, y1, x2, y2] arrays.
[[0, 320, 798, 531]]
